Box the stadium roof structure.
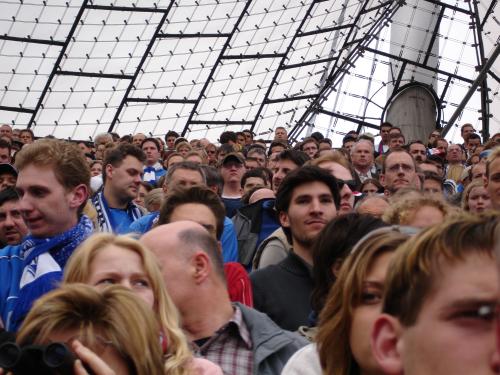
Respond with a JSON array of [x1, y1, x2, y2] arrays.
[[0, 0, 498, 145]]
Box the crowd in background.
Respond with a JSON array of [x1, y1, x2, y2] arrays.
[[0, 121, 497, 375]]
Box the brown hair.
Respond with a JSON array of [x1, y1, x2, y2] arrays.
[[316, 227, 411, 375], [382, 213, 499, 326]]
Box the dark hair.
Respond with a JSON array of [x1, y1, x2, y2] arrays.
[[310, 131, 324, 142], [165, 130, 179, 140], [277, 149, 310, 168], [159, 186, 226, 241], [360, 178, 383, 194], [247, 145, 267, 158], [241, 167, 269, 188], [319, 139, 332, 146], [275, 166, 341, 215], [141, 137, 161, 151], [119, 135, 133, 144], [423, 170, 443, 185], [389, 132, 405, 143], [219, 131, 237, 144], [217, 144, 235, 155], [164, 161, 206, 188], [311, 214, 387, 313], [200, 165, 223, 194], [380, 122, 393, 129], [0, 187, 19, 207], [268, 141, 288, 156], [0, 139, 11, 154], [466, 132, 481, 142], [342, 135, 357, 146], [102, 144, 146, 183]]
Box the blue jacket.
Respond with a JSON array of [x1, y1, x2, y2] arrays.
[[236, 303, 308, 375], [0, 245, 23, 327]]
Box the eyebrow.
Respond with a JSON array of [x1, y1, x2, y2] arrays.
[[440, 297, 497, 314]]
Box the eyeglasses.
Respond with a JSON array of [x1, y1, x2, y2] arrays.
[[337, 179, 357, 191]]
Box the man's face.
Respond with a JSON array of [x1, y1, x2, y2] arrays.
[[380, 126, 391, 143], [485, 158, 500, 209], [166, 136, 176, 150], [243, 131, 253, 145], [272, 159, 298, 193], [243, 176, 266, 194], [302, 141, 318, 159], [351, 142, 374, 170], [142, 141, 160, 166], [467, 138, 481, 151], [381, 152, 417, 193], [245, 159, 259, 170], [275, 128, 287, 141], [447, 144, 462, 163], [0, 172, 16, 191], [237, 134, 246, 147], [106, 155, 144, 201], [428, 131, 440, 144], [19, 131, 33, 144], [423, 179, 443, 196], [319, 161, 354, 214], [461, 125, 475, 141], [0, 147, 11, 164], [419, 162, 439, 175], [409, 143, 427, 163], [437, 140, 448, 155], [343, 141, 355, 153], [389, 136, 405, 150], [0, 199, 28, 245], [220, 161, 245, 184], [0, 125, 12, 139], [16, 164, 81, 237], [279, 181, 337, 248], [270, 145, 286, 155], [164, 168, 204, 193], [132, 133, 145, 147], [247, 151, 266, 166], [398, 253, 498, 375]]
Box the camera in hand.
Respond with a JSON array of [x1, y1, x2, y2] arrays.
[[0, 340, 84, 375]]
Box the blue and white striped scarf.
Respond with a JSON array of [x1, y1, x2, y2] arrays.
[[8, 215, 94, 331], [92, 191, 143, 233]]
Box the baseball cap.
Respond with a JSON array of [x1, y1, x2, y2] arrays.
[[221, 152, 244, 166], [0, 164, 17, 177]]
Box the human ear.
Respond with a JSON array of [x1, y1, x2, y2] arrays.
[[371, 314, 404, 375], [379, 173, 386, 187], [279, 211, 290, 228], [192, 251, 210, 284], [69, 184, 88, 210]]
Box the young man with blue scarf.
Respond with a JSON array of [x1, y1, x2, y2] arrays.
[[0, 139, 93, 331]]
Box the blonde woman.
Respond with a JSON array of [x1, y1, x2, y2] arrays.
[[17, 284, 165, 375], [64, 233, 222, 375], [461, 179, 492, 213], [282, 227, 411, 375]]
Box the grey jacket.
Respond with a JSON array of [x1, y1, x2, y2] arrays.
[[237, 303, 308, 375]]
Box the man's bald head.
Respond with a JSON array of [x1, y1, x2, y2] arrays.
[[142, 221, 225, 280]]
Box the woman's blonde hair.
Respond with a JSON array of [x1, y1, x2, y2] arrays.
[[17, 284, 165, 375], [63, 233, 192, 375], [316, 227, 411, 375]]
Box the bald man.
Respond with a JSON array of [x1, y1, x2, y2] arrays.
[[142, 221, 306, 375]]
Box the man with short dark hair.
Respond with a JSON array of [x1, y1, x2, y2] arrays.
[[219, 131, 237, 146], [220, 153, 246, 217], [0, 139, 92, 331], [0, 139, 12, 164], [0, 188, 28, 247], [141, 137, 166, 185], [272, 150, 309, 193], [388, 132, 405, 150], [300, 138, 319, 159], [142, 221, 307, 375], [92, 144, 146, 233], [251, 166, 340, 330], [165, 130, 179, 151], [377, 122, 392, 154], [242, 129, 254, 145], [408, 140, 427, 164]]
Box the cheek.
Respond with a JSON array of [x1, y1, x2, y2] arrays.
[[136, 288, 155, 309], [350, 307, 379, 365]]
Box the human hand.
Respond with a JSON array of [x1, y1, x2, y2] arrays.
[[72, 340, 116, 375]]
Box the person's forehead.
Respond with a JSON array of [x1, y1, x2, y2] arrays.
[[0, 172, 15, 179], [278, 158, 298, 169], [245, 176, 265, 184], [171, 203, 217, 228], [171, 168, 203, 182], [291, 181, 332, 198], [0, 199, 20, 212], [410, 143, 425, 150], [386, 152, 413, 166], [142, 141, 158, 149]]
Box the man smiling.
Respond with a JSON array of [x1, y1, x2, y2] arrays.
[[251, 166, 339, 330]]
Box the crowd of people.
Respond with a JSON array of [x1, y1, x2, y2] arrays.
[[0, 121, 497, 374]]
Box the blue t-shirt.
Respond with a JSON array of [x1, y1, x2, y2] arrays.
[[109, 208, 136, 234], [221, 197, 243, 218]]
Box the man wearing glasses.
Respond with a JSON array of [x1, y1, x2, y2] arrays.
[[380, 148, 418, 195]]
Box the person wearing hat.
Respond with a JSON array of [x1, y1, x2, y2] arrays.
[[219, 152, 246, 218], [0, 163, 17, 192]]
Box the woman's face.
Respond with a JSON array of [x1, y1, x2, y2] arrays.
[[350, 251, 393, 373], [362, 182, 378, 195], [47, 328, 131, 375], [178, 146, 190, 157], [134, 184, 148, 207], [467, 186, 491, 213], [88, 244, 155, 308]]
